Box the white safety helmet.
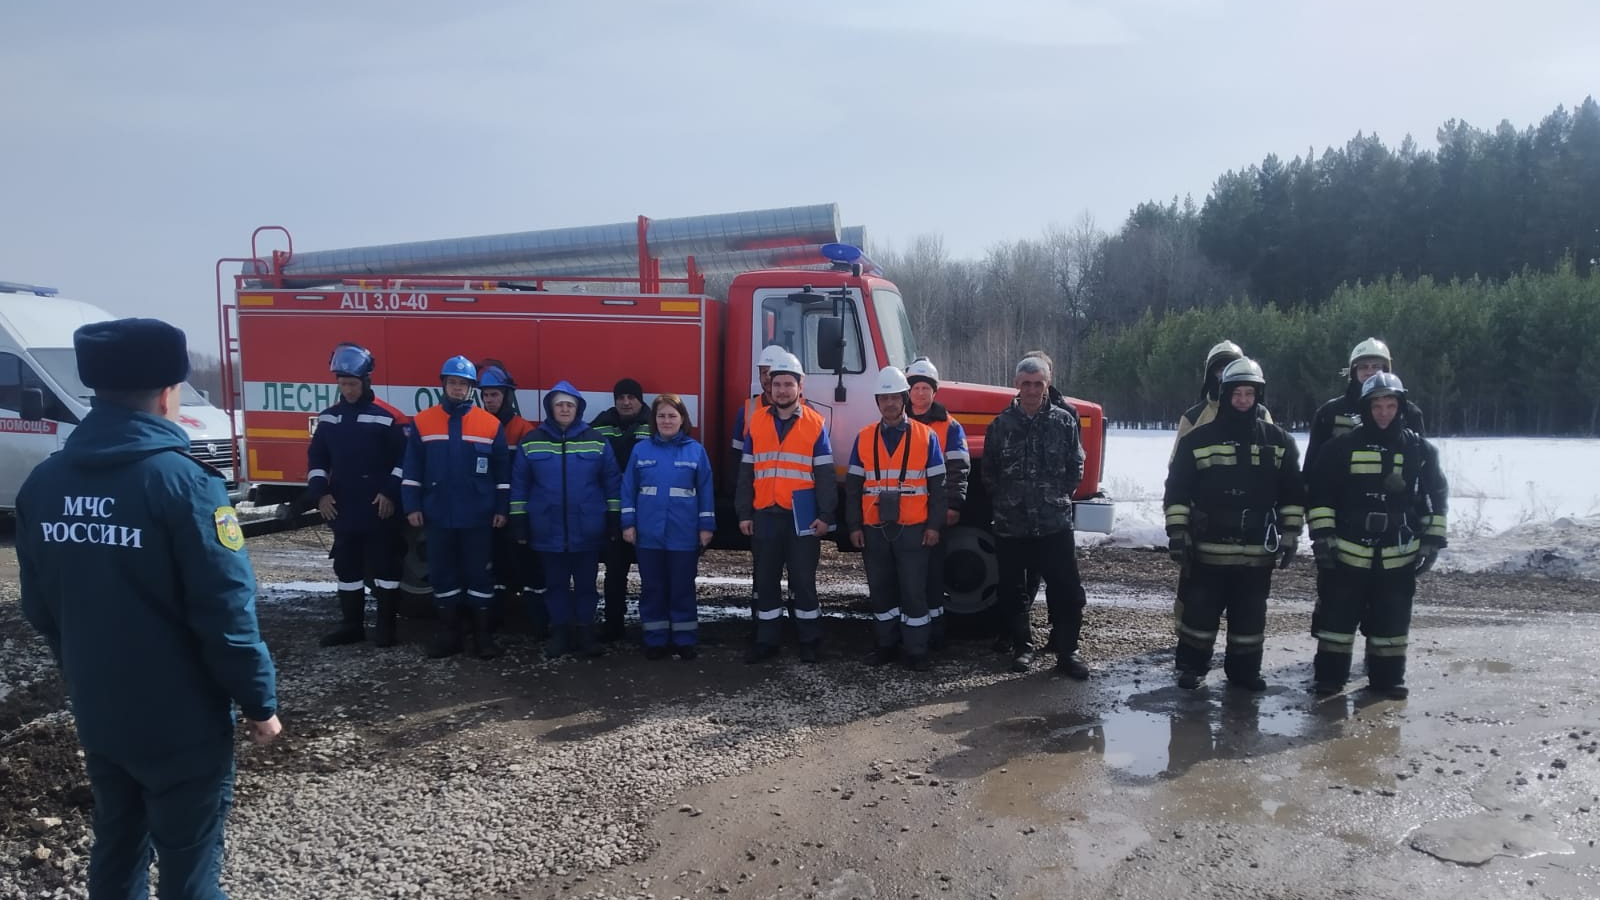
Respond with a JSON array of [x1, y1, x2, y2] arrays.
[[1219, 357, 1265, 387], [757, 344, 790, 369], [768, 352, 805, 381], [905, 356, 940, 389], [1348, 337, 1392, 368], [874, 365, 911, 396], [1205, 340, 1244, 374]]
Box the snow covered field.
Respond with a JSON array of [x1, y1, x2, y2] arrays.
[[1091, 428, 1600, 578]]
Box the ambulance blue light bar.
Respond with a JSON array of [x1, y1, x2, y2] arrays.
[[0, 280, 61, 297]]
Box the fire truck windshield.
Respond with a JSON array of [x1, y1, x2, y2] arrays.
[[871, 287, 917, 370]]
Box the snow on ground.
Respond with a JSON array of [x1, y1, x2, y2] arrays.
[[1091, 428, 1600, 578]]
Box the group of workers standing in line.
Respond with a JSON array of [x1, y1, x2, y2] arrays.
[[1163, 338, 1447, 698], [305, 341, 1094, 678]]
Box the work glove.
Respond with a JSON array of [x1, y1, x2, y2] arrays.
[[1312, 534, 1338, 571], [1167, 530, 1189, 564], [1277, 536, 1299, 570], [1415, 544, 1440, 575]]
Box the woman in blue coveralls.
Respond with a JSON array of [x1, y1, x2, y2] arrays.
[[621, 392, 715, 659]]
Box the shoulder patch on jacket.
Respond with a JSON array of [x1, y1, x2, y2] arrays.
[[215, 506, 245, 551]]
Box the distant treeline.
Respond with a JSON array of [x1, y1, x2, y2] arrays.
[[885, 97, 1600, 435]]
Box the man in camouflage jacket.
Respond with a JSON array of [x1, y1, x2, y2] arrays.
[[982, 355, 1089, 678]]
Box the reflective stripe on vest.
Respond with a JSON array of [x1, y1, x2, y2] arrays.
[[751, 406, 825, 510], [858, 420, 933, 526]]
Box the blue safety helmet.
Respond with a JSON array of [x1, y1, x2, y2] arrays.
[[440, 355, 478, 384], [478, 364, 515, 390], [329, 343, 375, 379]]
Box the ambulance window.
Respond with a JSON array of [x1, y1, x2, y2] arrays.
[[0, 354, 18, 410], [0, 353, 75, 421]]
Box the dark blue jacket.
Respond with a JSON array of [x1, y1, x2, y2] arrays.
[[510, 381, 622, 553], [622, 431, 715, 551], [16, 404, 278, 758], [307, 390, 408, 535], [401, 395, 509, 528]]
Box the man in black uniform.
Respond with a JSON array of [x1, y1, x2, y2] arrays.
[[17, 318, 281, 898], [307, 342, 409, 647], [1164, 358, 1306, 690], [1304, 337, 1426, 472], [1307, 372, 1448, 699]]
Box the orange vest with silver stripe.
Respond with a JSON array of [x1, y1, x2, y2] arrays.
[[413, 404, 502, 447], [857, 420, 934, 526], [750, 405, 826, 511]]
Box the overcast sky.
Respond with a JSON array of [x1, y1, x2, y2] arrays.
[[4, 0, 1595, 348]]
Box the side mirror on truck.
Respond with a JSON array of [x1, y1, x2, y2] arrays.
[[20, 388, 45, 422], [816, 316, 844, 372]]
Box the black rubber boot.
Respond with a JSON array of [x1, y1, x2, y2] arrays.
[[1312, 650, 1352, 694], [523, 589, 550, 641], [544, 625, 570, 660], [1224, 652, 1266, 691], [574, 623, 605, 658], [373, 589, 399, 648], [1366, 653, 1408, 699], [426, 604, 464, 659], [320, 590, 367, 647], [472, 608, 502, 660]]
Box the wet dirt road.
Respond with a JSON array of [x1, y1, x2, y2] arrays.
[[572, 612, 1600, 900]]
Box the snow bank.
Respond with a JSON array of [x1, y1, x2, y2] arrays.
[[1093, 429, 1600, 578]]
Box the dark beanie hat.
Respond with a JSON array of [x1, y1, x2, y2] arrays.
[[613, 377, 644, 400], [74, 318, 190, 391]]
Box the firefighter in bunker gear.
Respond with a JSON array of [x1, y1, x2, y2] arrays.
[[1163, 358, 1306, 691], [402, 356, 510, 660], [593, 376, 654, 642], [308, 342, 409, 648], [478, 361, 546, 636], [905, 356, 969, 649], [736, 352, 836, 664], [847, 366, 948, 671], [510, 381, 623, 659], [982, 355, 1089, 678], [1307, 372, 1447, 699], [1172, 340, 1276, 453], [1304, 337, 1427, 472], [16, 317, 280, 898]]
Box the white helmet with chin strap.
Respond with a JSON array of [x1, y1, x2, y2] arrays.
[[1348, 337, 1392, 368], [1205, 340, 1244, 374], [874, 366, 911, 395], [905, 356, 940, 389], [757, 344, 790, 369], [768, 352, 805, 381]]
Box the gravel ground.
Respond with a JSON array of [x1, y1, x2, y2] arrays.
[[0, 531, 1593, 899]]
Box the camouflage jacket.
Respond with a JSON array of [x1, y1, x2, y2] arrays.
[[981, 398, 1084, 537]]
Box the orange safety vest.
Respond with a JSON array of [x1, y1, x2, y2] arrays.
[[413, 404, 502, 447], [750, 405, 826, 511], [502, 415, 534, 448], [857, 419, 934, 526]]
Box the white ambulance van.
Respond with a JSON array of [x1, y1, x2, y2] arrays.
[[0, 281, 243, 509]]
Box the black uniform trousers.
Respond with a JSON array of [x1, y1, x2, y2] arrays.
[[1312, 562, 1416, 688], [603, 537, 637, 631], [995, 529, 1086, 654], [1174, 564, 1271, 680]]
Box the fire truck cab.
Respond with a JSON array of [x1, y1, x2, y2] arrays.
[[221, 211, 1111, 616]]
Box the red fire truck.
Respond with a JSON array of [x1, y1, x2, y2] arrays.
[[218, 207, 1111, 617]]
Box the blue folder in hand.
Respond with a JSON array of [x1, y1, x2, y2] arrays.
[[791, 488, 817, 536]]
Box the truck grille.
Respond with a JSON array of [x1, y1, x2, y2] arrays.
[[189, 440, 239, 488]]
